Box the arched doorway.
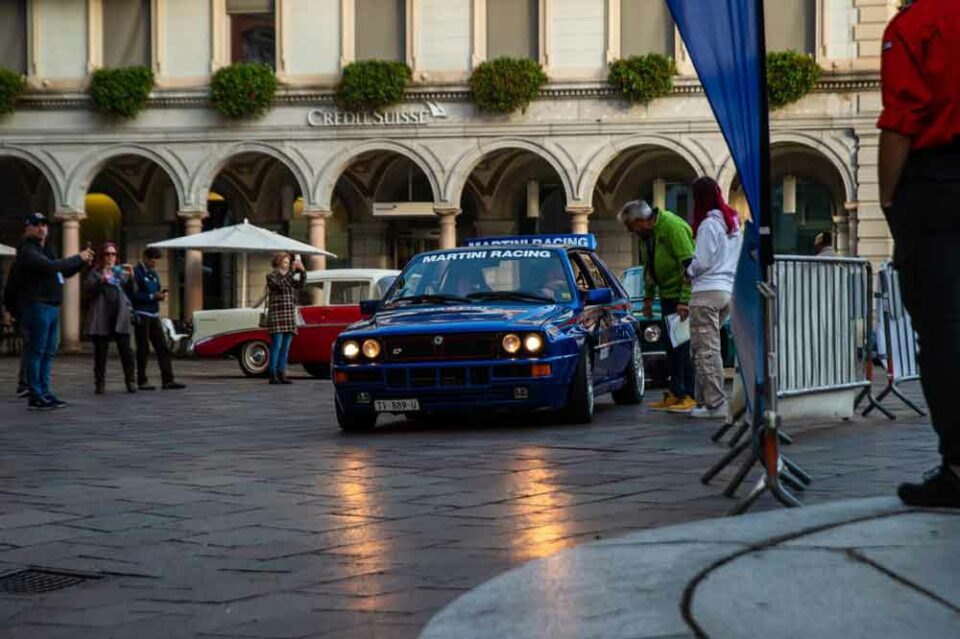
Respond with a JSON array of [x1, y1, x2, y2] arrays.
[[84, 154, 181, 315], [0, 156, 57, 252], [590, 146, 698, 275], [205, 152, 304, 309], [335, 151, 439, 270], [458, 148, 570, 242]]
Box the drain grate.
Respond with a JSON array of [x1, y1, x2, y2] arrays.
[[0, 568, 102, 594]]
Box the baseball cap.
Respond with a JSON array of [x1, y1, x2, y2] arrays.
[[24, 213, 48, 227]]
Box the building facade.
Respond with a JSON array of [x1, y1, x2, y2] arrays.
[[0, 0, 898, 351]]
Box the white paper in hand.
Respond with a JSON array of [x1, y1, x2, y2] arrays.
[[665, 313, 690, 348]]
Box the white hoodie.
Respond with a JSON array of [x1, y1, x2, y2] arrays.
[[687, 210, 741, 295]]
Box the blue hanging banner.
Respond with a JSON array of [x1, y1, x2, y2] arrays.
[[664, 0, 770, 415]]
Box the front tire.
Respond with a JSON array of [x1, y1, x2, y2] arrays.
[[336, 397, 377, 432], [563, 348, 595, 424], [613, 339, 645, 405], [238, 340, 270, 377]]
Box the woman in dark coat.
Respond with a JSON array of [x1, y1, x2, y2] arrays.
[[265, 251, 306, 384], [84, 242, 136, 394]]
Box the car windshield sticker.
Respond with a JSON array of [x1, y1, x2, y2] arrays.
[[421, 249, 552, 263], [465, 234, 597, 249]]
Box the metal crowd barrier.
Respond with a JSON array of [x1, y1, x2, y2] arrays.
[[772, 255, 872, 397], [703, 255, 874, 507], [862, 261, 926, 418]]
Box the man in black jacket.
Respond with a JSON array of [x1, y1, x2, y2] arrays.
[[132, 247, 184, 390], [17, 213, 94, 410]]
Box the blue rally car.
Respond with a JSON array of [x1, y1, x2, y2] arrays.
[[331, 234, 645, 431]]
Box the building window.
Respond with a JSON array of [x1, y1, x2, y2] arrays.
[[765, 0, 816, 54], [0, 0, 28, 73], [227, 0, 276, 68], [102, 0, 152, 68], [620, 0, 674, 57], [487, 0, 538, 60], [355, 0, 406, 62]]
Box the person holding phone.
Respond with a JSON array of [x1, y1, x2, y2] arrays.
[[132, 247, 184, 391], [84, 242, 137, 394], [265, 251, 306, 384]]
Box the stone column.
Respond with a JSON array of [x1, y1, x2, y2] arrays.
[[842, 201, 859, 257], [436, 207, 460, 249], [55, 210, 84, 353], [568, 205, 593, 235], [303, 210, 331, 271], [179, 211, 207, 321]]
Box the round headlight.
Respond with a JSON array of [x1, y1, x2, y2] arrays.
[[643, 325, 662, 344], [342, 341, 360, 359], [502, 333, 522, 354], [362, 339, 381, 359], [524, 333, 544, 353]]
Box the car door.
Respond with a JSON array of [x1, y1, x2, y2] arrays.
[[570, 253, 616, 382], [289, 279, 327, 363], [586, 254, 635, 377]]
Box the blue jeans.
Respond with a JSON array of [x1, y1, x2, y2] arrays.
[[269, 332, 294, 376], [21, 303, 60, 400]]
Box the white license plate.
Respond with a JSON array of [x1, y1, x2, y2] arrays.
[[374, 399, 420, 413]]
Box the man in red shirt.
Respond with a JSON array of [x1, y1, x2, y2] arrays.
[[878, 0, 960, 507]]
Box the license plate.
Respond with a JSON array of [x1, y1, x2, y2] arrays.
[[374, 399, 420, 413]]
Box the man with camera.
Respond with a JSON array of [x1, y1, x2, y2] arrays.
[[17, 213, 94, 410], [132, 247, 185, 391]]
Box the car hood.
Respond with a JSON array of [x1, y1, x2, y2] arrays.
[[345, 304, 572, 336]]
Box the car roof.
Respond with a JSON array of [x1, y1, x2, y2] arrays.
[[306, 268, 400, 282]]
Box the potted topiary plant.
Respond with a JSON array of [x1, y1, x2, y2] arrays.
[[607, 54, 676, 105], [766, 51, 821, 110], [88, 66, 155, 118], [209, 62, 278, 119], [0, 67, 27, 115], [336, 60, 411, 112], [469, 57, 548, 114]]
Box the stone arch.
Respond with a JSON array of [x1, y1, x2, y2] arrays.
[[312, 140, 444, 210], [64, 144, 188, 213], [578, 135, 711, 204], [445, 138, 576, 207], [0, 146, 65, 210], [716, 132, 856, 203], [190, 142, 312, 211]]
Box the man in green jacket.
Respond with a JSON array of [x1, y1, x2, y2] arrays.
[[619, 200, 696, 412]]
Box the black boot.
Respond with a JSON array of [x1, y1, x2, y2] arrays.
[[95, 381, 105, 395], [268, 372, 280, 385], [125, 380, 137, 394], [898, 465, 960, 508], [279, 371, 292, 385]]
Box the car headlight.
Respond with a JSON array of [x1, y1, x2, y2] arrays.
[[644, 325, 662, 344], [502, 333, 522, 354], [362, 339, 381, 359], [342, 341, 360, 359], [524, 333, 544, 354]]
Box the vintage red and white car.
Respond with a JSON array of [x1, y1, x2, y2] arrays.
[[190, 269, 399, 377]]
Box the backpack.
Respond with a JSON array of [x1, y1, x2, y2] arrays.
[[3, 260, 20, 320]]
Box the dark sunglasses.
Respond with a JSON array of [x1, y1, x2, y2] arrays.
[[103, 251, 118, 256]]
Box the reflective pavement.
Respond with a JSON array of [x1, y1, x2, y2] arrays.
[[0, 358, 938, 638]]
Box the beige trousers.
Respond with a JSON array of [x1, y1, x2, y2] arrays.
[[690, 290, 731, 409]]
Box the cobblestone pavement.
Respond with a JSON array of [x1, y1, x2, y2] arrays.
[[0, 357, 938, 638]]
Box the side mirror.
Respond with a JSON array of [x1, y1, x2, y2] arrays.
[[585, 288, 614, 306], [359, 300, 380, 317]]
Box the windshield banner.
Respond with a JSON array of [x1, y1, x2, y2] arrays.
[[465, 234, 597, 250], [422, 249, 552, 263]]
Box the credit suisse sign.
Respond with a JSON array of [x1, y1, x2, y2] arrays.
[[308, 101, 448, 127]]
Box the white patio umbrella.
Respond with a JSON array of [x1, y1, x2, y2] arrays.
[[148, 219, 335, 307], [0, 243, 16, 257]]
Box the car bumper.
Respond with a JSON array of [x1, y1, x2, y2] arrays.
[[333, 354, 579, 414]]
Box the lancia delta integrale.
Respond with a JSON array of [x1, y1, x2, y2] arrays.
[[331, 235, 645, 431]]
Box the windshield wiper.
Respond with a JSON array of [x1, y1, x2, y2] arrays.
[[387, 294, 471, 306], [467, 291, 555, 304]]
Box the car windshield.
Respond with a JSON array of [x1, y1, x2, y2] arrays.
[[383, 249, 574, 306]]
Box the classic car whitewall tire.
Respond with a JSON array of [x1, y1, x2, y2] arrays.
[[238, 341, 271, 377]]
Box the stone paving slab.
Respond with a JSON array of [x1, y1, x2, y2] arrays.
[[420, 498, 960, 639], [0, 357, 944, 637]]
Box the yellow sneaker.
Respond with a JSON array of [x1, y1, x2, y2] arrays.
[[648, 392, 679, 411], [667, 396, 698, 414]]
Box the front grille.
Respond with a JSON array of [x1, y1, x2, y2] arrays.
[[383, 333, 499, 362]]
